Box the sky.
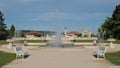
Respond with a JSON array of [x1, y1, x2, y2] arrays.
[[0, 0, 120, 33]]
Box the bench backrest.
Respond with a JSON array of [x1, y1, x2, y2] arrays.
[[14, 47, 22, 53], [98, 46, 107, 53]]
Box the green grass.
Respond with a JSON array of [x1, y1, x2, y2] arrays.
[[113, 40, 120, 44], [0, 51, 16, 67], [71, 40, 94, 43], [0, 40, 8, 45], [19, 40, 47, 43], [0, 40, 47, 45], [101, 40, 120, 44], [99, 40, 111, 43], [71, 40, 120, 44], [1, 39, 120, 44], [105, 51, 120, 65]]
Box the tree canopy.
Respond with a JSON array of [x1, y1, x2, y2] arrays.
[[0, 11, 7, 40], [8, 24, 15, 38], [100, 4, 120, 40]]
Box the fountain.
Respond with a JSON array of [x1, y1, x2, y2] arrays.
[[47, 33, 74, 48], [13, 29, 21, 46], [46, 10, 74, 48], [46, 10, 62, 47], [6, 29, 21, 48]]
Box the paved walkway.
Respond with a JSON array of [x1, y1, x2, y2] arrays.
[[2, 47, 112, 68]]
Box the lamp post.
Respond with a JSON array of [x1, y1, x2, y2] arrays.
[[44, 35, 46, 42], [104, 30, 106, 41], [99, 28, 105, 46], [24, 37, 27, 46]]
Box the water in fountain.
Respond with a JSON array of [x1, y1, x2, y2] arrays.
[[46, 10, 74, 48], [13, 29, 21, 46], [47, 10, 63, 47]]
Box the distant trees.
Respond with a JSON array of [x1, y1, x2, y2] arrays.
[[0, 11, 17, 39], [77, 33, 82, 37], [0, 11, 7, 40], [8, 25, 15, 38], [21, 32, 25, 37], [100, 4, 120, 40]]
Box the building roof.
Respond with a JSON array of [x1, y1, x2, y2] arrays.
[[68, 31, 80, 35], [26, 31, 42, 36]]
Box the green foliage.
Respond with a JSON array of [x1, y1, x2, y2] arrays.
[[21, 32, 25, 37], [112, 4, 120, 21], [0, 51, 16, 67], [8, 25, 15, 38], [105, 51, 120, 65], [0, 11, 7, 40], [77, 34, 82, 37], [91, 33, 97, 37], [100, 4, 120, 39]]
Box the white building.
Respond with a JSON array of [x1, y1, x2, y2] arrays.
[[82, 29, 91, 38]]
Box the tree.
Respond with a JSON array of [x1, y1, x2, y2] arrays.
[[100, 4, 120, 39], [0, 11, 7, 40], [112, 4, 120, 21], [21, 32, 25, 37], [9, 25, 15, 38], [77, 33, 82, 37]]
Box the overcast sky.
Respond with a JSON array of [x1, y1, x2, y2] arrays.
[[0, 0, 120, 33]]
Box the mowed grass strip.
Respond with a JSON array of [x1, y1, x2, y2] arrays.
[[71, 40, 94, 42], [105, 51, 120, 65], [0, 40, 8, 45], [18, 40, 47, 43], [71, 40, 120, 44], [113, 40, 120, 44], [0, 51, 16, 67]]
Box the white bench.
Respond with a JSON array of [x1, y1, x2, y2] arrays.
[[13, 46, 29, 59], [93, 46, 107, 58]]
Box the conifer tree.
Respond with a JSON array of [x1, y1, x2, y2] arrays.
[[0, 11, 7, 40], [9, 25, 15, 38]]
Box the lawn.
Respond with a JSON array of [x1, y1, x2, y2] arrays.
[[71, 40, 110, 43], [0, 51, 16, 67], [19, 40, 47, 43], [0, 40, 8, 45], [113, 40, 120, 44], [71, 40, 94, 43], [0, 39, 120, 44], [71, 40, 120, 44], [105, 51, 120, 65]]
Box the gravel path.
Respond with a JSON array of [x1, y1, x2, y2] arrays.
[[2, 48, 112, 68]]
